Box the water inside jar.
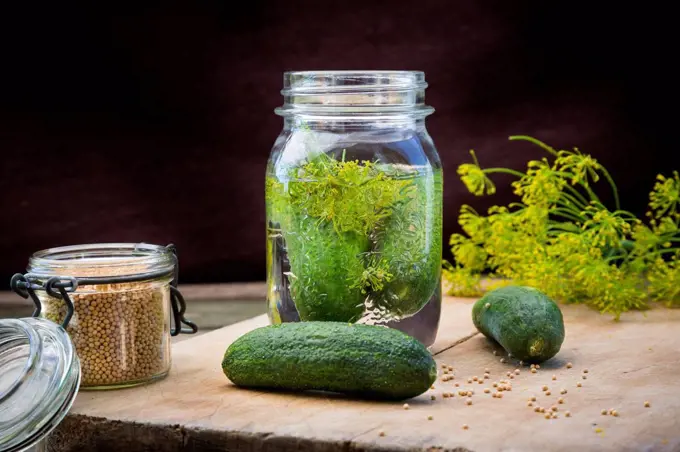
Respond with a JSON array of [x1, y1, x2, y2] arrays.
[[266, 137, 442, 345]]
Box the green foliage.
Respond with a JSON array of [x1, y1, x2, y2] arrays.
[[444, 135, 680, 319], [268, 152, 442, 322]]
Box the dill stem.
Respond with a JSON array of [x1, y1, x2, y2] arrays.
[[600, 167, 621, 210], [561, 189, 589, 210], [483, 168, 525, 178], [551, 207, 587, 223], [508, 135, 559, 157]]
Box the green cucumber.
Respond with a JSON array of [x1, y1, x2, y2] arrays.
[[222, 322, 437, 400], [472, 286, 565, 363], [285, 217, 368, 322], [376, 170, 443, 318]]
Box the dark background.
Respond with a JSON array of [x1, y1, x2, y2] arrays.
[[1, 1, 678, 284]]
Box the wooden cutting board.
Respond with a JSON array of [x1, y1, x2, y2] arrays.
[[47, 295, 680, 452]]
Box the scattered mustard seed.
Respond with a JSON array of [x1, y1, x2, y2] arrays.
[[552, 375, 557, 381], [610, 409, 619, 417], [565, 411, 571, 417], [496, 392, 504, 399], [534, 406, 541, 413], [493, 350, 498, 356], [403, 403, 410, 410], [566, 362, 573, 369], [455, 383, 460, 387], [552, 414, 558, 419], [467, 378, 473, 384], [545, 391, 551, 396], [545, 413, 552, 419], [379, 431, 385, 437], [582, 375, 587, 380], [428, 415, 433, 421], [484, 374, 490, 379], [493, 383, 498, 388], [531, 368, 537, 374], [509, 375, 515, 380], [644, 401, 651, 408], [542, 386, 549, 392], [530, 396, 537, 402], [558, 397, 564, 404], [577, 382, 582, 388], [551, 406, 558, 412], [500, 358, 506, 363], [601, 409, 608, 415], [431, 395, 436, 401], [560, 389, 567, 395], [484, 388, 491, 394], [536, 365, 541, 369], [473, 376, 479, 382], [484, 303, 491, 309], [466, 398, 473, 406], [462, 424, 469, 430], [484, 368, 490, 373], [583, 369, 589, 374], [515, 369, 521, 375], [528, 401, 533, 407]]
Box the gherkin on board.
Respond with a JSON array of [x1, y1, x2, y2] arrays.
[[222, 322, 438, 400]]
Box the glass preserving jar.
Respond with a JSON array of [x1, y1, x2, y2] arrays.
[[10, 243, 197, 390], [0, 317, 80, 452], [266, 71, 443, 346]]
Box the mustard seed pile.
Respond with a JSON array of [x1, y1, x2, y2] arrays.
[[41, 283, 170, 388]]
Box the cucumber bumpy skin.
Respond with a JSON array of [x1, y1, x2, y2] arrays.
[[222, 322, 437, 400], [472, 286, 565, 363]]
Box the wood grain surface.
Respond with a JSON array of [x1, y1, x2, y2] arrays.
[[46, 296, 680, 452]]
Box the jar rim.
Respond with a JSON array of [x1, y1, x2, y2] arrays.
[[277, 70, 433, 119], [27, 242, 175, 278], [281, 70, 428, 94]]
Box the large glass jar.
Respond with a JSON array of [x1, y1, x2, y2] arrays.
[[10, 243, 197, 390], [266, 71, 443, 346]]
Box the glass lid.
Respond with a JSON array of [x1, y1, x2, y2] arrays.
[[0, 317, 81, 452]]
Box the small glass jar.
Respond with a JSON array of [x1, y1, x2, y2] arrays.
[[10, 243, 197, 390], [266, 71, 443, 346], [0, 317, 80, 452]]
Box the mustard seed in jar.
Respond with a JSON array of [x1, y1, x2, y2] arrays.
[[16, 243, 196, 390]]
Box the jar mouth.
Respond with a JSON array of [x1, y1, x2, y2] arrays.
[[277, 70, 434, 118], [27, 243, 175, 278], [281, 71, 428, 95]]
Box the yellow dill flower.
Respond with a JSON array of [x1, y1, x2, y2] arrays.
[[649, 171, 680, 218], [444, 135, 680, 319], [555, 148, 602, 185], [512, 159, 565, 206], [457, 150, 496, 196]]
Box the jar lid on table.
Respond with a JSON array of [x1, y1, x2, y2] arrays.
[[0, 317, 80, 452]]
